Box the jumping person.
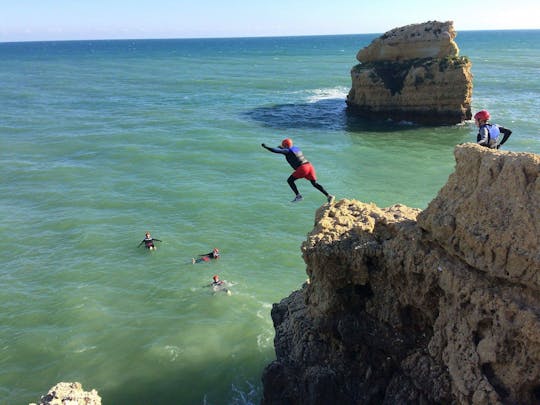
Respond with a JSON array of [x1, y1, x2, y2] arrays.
[[192, 248, 220, 264], [474, 110, 512, 149], [138, 232, 161, 251], [262, 138, 335, 203]]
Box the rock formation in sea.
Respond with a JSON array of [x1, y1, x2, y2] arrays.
[[30, 382, 101, 405], [261, 144, 539, 404], [346, 21, 473, 125]]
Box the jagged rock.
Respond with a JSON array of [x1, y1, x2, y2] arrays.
[[357, 21, 459, 63], [30, 382, 101, 405], [418, 144, 540, 287], [346, 21, 472, 124], [261, 144, 540, 405]]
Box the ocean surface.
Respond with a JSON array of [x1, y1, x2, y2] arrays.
[[1, 30, 539, 404]]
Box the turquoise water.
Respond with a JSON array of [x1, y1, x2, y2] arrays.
[[1, 31, 539, 404]]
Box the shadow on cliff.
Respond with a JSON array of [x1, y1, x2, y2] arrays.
[[243, 98, 419, 133]]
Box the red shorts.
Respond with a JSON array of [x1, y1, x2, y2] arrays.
[[292, 163, 317, 181]]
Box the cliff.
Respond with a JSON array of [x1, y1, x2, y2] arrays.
[[261, 144, 540, 404], [346, 21, 473, 125]]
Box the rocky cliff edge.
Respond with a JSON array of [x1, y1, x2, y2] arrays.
[[261, 144, 539, 404]]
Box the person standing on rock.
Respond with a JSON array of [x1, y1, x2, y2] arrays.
[[474, 110, 512, 149], [261, 138, 334, 203]]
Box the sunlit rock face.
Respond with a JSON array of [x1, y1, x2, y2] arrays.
[[30, 382, 101, 405]]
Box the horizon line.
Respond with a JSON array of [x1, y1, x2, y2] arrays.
[[1, 28, 539, 45]]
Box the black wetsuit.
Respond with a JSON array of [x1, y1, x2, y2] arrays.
[[194, 251, 220, 263], [139, 237, 161, 249], [262, 143, 331, 198]]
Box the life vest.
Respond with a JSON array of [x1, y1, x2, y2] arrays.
[[285, 146, 309, 169], [486, 124, 500, 141], [478, 124, 501, 148]]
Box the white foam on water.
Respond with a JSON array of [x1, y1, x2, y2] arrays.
[[304, 86, 349, 103]]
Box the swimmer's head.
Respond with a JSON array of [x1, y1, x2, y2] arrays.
[[213, 275, 219, 281]]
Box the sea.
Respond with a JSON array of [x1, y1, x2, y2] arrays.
[[1, 30, 539, 405]]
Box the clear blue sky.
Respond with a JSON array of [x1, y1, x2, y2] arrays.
[[1, 0, 538, 42]]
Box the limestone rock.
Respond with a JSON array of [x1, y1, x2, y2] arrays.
[[30, 382, 101, 405], [357, 21, 459, 63], [262, 144, 540, 405], [346, 21, 472, 125], [418, 143, 540, 288]]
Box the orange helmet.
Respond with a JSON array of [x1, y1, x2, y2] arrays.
[[474, 110, 490, 122], [281, 138, 293, 148]]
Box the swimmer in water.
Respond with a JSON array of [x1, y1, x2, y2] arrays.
[[207, 275, 231, 295], [138, 232, 162, 251], [192, 248, 220, 264]]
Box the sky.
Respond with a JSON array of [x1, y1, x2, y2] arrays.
[[1, 0, 539, 42]]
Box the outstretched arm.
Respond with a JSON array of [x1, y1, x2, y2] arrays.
[[261, 143, 287, 154]]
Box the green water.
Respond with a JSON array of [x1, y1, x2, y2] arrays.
[[1, 33, 538, 404]]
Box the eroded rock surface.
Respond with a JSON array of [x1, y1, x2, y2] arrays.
[[346, 21, 472, 124], [30, 382, 101, 405], [357, 20, 459, 63], [262, 144, 540, 404]]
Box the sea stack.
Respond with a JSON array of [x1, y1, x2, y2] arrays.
[[346, 21, 473, 124]]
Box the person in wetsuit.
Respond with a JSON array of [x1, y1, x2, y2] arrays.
[[474, 110, 512, 149], [210, 274, 223, 287], [207, 274, 231, 295], [261, 138, 335, 203], [192, 248, 220, 264], [138, 232, 162, 250]]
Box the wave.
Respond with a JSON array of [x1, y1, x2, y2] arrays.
[[303, 86, 350, 103], [244, 87, 349, 131]]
